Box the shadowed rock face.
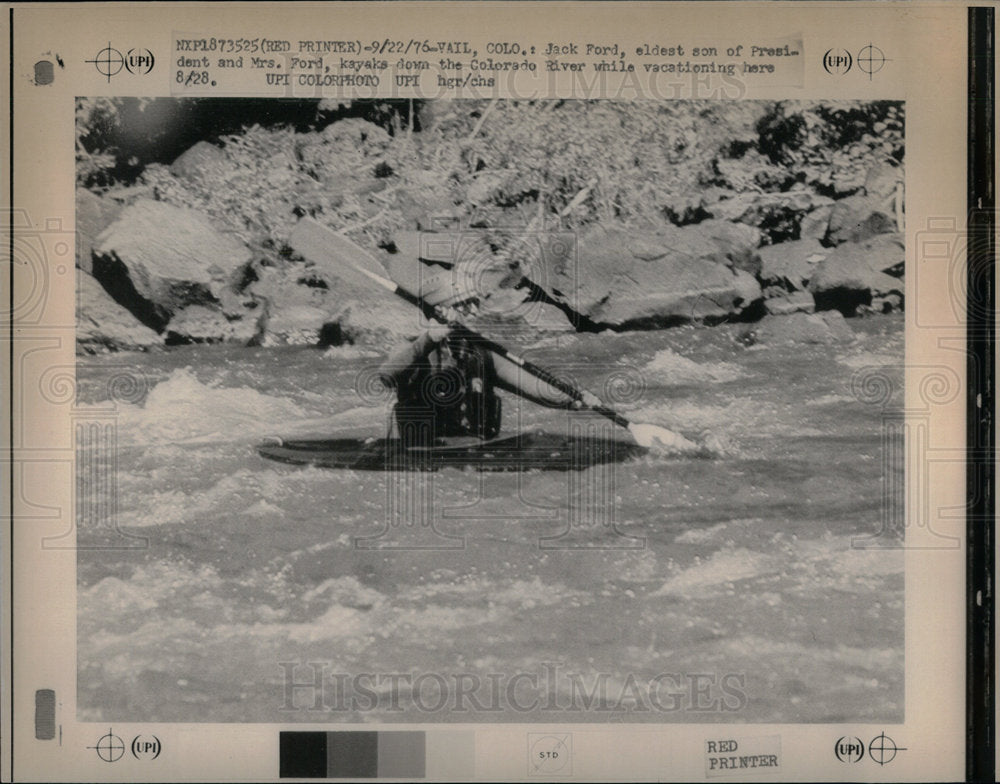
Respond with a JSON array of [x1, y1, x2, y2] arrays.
[[76, 270, 161, 354], [92, 199, 252, 332], [808, 234, 904, 316], [76, 189, 122, 275]]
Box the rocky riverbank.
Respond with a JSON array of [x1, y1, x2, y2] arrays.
[[76, 99, 904, 355]]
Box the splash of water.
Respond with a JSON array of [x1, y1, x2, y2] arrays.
[[81, 368, 310, 446], [627, 422, 701, 454]]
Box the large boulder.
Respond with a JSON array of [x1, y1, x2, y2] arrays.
[[92, 199, 252, 332], [697, 219, 763, 276], [808, 234, 904, 315], [536, 226, 762, 329], [258, 304, 329, 347], [247, 263, 418, 349], [758, 238, 828, 291], [321, 296, 420, 351], [385, 230, 503, 295], [76, 271, 161, 354], [475, 288, 575, 338], [75, 189, 121, 274], [169, 141, 228, 183], [381, 233, 575, 338], [826, 193, 897, 245], [246, 265, 328, 347]]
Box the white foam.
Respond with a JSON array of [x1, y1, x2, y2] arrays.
[[79, 368, 309, 446], [836, 351, 900, 369], [322, 345, 381, 360], [643, 348, 743, 384], [628, 422, 700, 454], [653, 547, 770, 597]]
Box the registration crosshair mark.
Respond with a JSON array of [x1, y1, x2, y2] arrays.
[[858, 44, 889, 80], [868, 732, 906, 765], [85, 44, 124, 82], [88, 728, 125, 762]]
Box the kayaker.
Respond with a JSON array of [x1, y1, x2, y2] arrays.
[[378, 269, 600, 443]]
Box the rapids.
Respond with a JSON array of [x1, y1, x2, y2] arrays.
[[76, 316, 904, 723]]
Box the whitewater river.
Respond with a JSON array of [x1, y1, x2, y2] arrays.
[[76, 315, 904, 723]]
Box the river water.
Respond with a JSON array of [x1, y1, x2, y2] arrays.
[[76, 314, 903, 723]]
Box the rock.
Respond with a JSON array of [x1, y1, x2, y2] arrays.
[[476, 289, 575, 336], [76, 270, 161, 354], [393, 185, 461, 231], [537, 225, 763, 329], [749, 310, 854, 346], [246, 258, 419, 349], [808, 234, 904, 315], [92, 199, 252, 331], [169, 141, 228, 182], [634, 221, 755, 268], [758, 238, 828, 291], [826, 194, 897, 245], [246, 265, 327, 346], [466, 173, 505, 206], [829, 160, 868, 195], [870, 292, 904, 314], [508, 300, 574, 334], [75, 189, 121, 274], [321, 296, 419, 351], [389, 229, 494, 271], [164, 304, 261, 345], [714, 151, 792, 192], [698, 219, 763, 276], [662, 188, 712, 225], [800, 204, 833, 240], [479, 286, 530, 316], [383, 232, 519, 314], [864, 161, 904, 202], [259, 304, 329, 347], [763, 289, 815, 316], [708, 190, 833, 242], [320, 118, 391, 149]]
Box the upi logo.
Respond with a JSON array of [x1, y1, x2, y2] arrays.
[[834, 736, 864, 763]]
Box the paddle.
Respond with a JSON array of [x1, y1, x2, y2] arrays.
[[289, 218, 699, 452]]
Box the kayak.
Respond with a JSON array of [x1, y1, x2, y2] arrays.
[[256, 430, 648, 472]]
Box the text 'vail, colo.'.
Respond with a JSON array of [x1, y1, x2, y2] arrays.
[[171, 37, 803, 92]]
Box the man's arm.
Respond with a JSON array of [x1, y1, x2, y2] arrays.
[[378, 331, 437, 388], [492, 351, 600, 409], [378, 321, 455, 388]]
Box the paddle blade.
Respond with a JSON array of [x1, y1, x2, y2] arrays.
[[289, 218, 399, 300], [627, 422, 701, 454]]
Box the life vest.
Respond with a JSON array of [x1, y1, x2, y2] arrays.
[[395, 334, 502, 441]]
